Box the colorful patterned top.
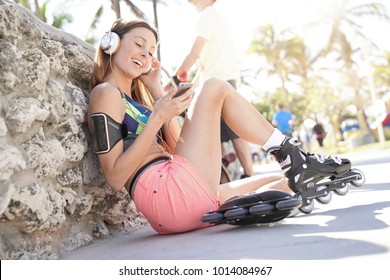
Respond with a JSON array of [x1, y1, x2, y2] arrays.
[[121, 94, 152, 150]]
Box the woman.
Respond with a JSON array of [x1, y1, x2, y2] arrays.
[[88, 19, 348, 234]]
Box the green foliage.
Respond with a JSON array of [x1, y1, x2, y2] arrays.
[[13, 0, 73, 29], [15, 0, 31, 10], [52, 14, 73, 29], [251, 96, 274, 124], [374, 51, 390, 87], [247, 1, 390, 134]]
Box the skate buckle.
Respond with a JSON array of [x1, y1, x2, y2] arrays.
[[314, 154, 326, 163], [307, 182, 315, 188], [289, 138, 301, 146], [329, 155, 342, 165]]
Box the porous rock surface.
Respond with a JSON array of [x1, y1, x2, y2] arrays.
[[0, 1, 146, 259]]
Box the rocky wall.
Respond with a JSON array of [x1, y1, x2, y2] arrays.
[[0, 1, 146, 259]]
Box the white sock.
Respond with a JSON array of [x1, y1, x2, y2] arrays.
[[262, 129, 287, 151]]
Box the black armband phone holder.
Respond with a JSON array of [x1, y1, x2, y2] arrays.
[[90, 113, 128, 154]]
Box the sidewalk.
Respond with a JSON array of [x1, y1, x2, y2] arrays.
[[62, 149, 390, 260]]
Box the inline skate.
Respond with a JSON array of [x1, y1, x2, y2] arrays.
[[201, 190, 302, 226], [268, 137, 365, 214]]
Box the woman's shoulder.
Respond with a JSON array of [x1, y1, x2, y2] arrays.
[[90, 82, 121, 97], [89, 83, 124, 115], [90, 83, 123, 105]]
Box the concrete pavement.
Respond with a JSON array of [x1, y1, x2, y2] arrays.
[[62, 148, 390, 260]]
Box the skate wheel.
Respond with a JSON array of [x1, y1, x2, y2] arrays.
[[296, 194, 314, 214], [224, 207, 248, 219], [201, 212, 224, 223], [315, 187, 332, 204], [350, 168, 365, 187], [334, 184, 349, 196], [276, 198, 302, 210], [249, 203, 274, 215], [300, 201, 314, 214]]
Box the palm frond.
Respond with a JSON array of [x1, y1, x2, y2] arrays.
[[52, 13, 73, 29], [122, 0, 149, 20], [348, 2, 390, 20]]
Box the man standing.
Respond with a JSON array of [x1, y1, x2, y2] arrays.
[[272, 103, 293, 137], [312, 121, 326, 153], [176, 0, 254, 179]]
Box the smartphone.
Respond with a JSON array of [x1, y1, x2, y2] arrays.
[[173, 82, 193, 98]]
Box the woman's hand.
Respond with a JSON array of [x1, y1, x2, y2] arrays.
[[152, 86, 193, 124], [138, 58, 163, 98]]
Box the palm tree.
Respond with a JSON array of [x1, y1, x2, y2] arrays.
[[306, 0, 390, 140], [374, 51, 390, 88], [307, 1, 389, 62], [13, 0, 73, 28], [95, 0, 166, 59], [247, 1, 390, 146], [260, 0, 390, 141], [247, 24, 309, 112], [85, 5, 104, 45]]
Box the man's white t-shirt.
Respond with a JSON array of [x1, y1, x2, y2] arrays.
[[195, 6, 240, 82]]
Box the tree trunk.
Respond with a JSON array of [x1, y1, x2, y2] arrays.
[[111, 0, 121, 19], [152, 0, 161, 61], [33, 0, 44, 21]]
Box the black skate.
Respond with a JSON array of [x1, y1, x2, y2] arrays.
[[201, 190, 301, 226], [267, 137, 365, 214]]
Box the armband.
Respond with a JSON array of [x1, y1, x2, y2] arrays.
[[90, 113, 127, 154]]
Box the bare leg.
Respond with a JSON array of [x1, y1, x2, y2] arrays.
[[232, 138, 254, 176], [174, 78, 277, 197], [218, 173, 291, 203], [175, 78, 352, 204]]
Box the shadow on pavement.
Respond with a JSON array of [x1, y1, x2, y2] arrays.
[[62, 179, 390, 260]]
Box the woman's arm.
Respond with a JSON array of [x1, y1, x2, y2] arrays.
[[105, 111, 165, 190], [88, 84, 165, 191], [88, 83, 193, 191], [162, 116, 182, 153], [143, 68, 192, 154]]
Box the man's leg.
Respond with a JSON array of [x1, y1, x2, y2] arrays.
[[232, 137, 255, 178], [222, 79, 255, 178], [221, 117, 254, 178]]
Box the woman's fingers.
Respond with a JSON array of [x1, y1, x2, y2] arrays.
[[154, 88, 193, 120]]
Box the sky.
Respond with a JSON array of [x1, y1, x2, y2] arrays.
[[44, 0, 390, 100], [51, 0, 390, 68]]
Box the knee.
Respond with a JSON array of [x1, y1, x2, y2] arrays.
[[200, 78, 233, 99]]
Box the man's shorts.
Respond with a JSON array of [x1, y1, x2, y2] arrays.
[[221, 117, 239, 142], [221, 79, 239, 143], [132, 155, 220, 234]]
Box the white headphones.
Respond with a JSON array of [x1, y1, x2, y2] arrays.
[[100, 30, 152, 74], [100, 31, 120, 55]]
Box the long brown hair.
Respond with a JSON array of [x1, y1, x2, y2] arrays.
[[90, 19, 159, 109]]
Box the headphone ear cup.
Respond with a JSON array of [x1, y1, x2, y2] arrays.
[[100, 32, 120, 55]]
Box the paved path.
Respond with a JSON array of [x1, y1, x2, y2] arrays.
[[62, 148, 390, 260]]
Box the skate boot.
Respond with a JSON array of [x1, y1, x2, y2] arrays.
[[201, 190, 302, 226], [267, 138, 365, 214]]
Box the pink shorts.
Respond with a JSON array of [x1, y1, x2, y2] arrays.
[[132, 155, 220, 234]]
